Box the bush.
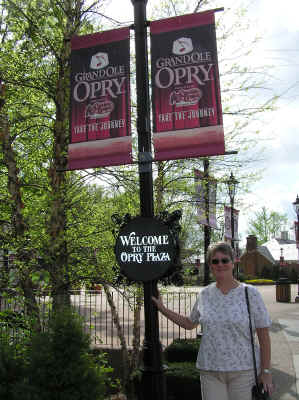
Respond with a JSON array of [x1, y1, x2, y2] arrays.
[[23, 307, 113, 400], [0, 335, 27, 400], [271, 265, 280, 281], [165, 362, 201, 400], [260, 266, 272, 279], [164, 337, 201, 363], [289, 269, 298, 283]]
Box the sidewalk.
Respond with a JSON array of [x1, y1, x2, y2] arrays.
[[256, 284, 299, 400]]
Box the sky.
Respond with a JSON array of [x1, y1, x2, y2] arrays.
[[243, 0, 299, 241], [102, 0, 299, 245]]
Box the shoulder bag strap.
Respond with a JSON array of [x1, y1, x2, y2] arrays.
[[245, 286, 259, 386]]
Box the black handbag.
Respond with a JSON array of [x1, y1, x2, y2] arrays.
[[245, 287, 270, 400]]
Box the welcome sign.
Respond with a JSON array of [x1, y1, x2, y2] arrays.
[[115, 217, 176, 282]]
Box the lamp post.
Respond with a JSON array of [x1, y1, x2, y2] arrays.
[[293, 194, 299, 236], [203, 158, 211, 286], [293, 195, 299, 302], [131, 1, 166, 399], [226, 172, 239, 276]]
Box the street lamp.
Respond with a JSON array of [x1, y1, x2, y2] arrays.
[[226, 172, 239, 276], [293, 194, 299, 222], [292, 195, 299, 302]]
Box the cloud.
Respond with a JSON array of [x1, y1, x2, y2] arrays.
[[254, 0, 299, 33]]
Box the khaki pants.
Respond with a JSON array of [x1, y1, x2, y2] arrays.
[[200, 370, 255, 400]]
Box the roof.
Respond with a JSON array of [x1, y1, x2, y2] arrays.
[[240, 245, 276, 265], [262, 238, 299, 262], [258, 245, 276, 264]]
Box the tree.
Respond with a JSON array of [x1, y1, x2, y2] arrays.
[[0, 0, 110, 309], [247, 206, 288, 244]]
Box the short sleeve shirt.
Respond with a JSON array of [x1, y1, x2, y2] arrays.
[[190, 283, 271, 371]]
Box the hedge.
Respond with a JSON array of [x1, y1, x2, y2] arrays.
[[164, 337, 201, 363], [165, 362, 201, 400]]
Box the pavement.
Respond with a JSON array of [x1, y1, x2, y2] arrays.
[[257, 284, 299, 400]]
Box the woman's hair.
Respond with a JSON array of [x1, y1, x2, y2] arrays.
[[206, 242, 234, 265]]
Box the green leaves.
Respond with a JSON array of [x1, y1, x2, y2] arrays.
[[247, 206, 289, 244]]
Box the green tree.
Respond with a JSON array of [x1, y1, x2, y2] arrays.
[[247, 206, 288, 244], [0, 0, 109, 309]]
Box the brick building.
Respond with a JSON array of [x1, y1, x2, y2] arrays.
[[240, 235, 275, 277], [240, 233, 299, 279]]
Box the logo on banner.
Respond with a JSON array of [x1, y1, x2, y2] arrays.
[[169, 87, 202, 107], [172, 37, 193, 55], [90, 52, 109, 69], [86, 100, 114, 119]]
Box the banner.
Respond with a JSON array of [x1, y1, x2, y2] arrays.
[[68, 28, 131, 170], [224, 206, 239, 241], [295, 221, 299, 249], [194, 169, 217, 228], [150, 11, 225, 161]]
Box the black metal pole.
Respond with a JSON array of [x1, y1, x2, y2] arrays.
[[203, 159, 211, 286], [131, 1, 166, 399], [230, 198, 234, 250], [230, 197, 236, 277]]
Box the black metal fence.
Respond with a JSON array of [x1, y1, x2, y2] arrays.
[[0, 289, 201, 348]]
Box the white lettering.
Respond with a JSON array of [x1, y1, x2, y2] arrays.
[[155, 67, 174, 89], [146, 252, 170, 262], [73, 77, 127, 102], [73, 81, 90, 102], [120, 252, 143, 264], [154, 64, 213, 89], [113, 77, 126, 95]]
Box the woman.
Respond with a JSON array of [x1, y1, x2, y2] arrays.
[[152, 241, 274, 400]]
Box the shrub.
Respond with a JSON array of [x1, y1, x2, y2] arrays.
[[289, 269, 298, 283], [164, 362, 201, 400], [260, 266, 272, 279], [24, 307, 113, 400], [164, 337, 201, 363], [0, 335, 27, 400], [271, 265, 280, 281]]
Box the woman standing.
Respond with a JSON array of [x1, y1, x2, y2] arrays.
[[152, 241, 274, 400]]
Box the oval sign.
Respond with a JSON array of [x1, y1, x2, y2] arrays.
[[114, 216, 176, 282]]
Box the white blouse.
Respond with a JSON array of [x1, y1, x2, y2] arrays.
[[190, 283, 271, 371]]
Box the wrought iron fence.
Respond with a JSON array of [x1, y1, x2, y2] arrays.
[[0, 289, 201, 348]]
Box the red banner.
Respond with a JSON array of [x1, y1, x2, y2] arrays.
[[295, 221, 299, 249], [224, 206, 239, 241], [68, 28, 131, 170], [194, 169, 218, 229], [150, 11, 225, 161]]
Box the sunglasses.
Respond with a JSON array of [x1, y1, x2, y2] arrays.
[[211, 258, 231, 265]]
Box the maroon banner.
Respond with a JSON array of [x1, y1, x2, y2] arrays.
[[150, 11, 225, 161], [295, 221, 299, 249], [68, 28, 131, 170], [224, 206, 239, 241], [194, 169, 218, 229]]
